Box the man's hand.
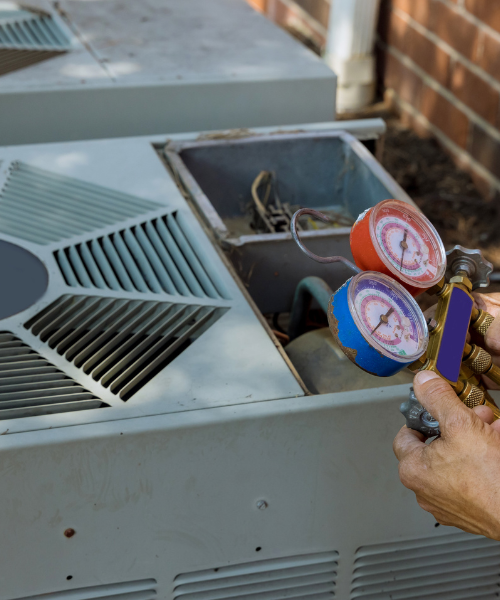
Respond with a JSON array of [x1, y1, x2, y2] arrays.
[[394, 370, 500, 539]]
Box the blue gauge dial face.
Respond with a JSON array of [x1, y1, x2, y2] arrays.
[[352, 276, 423, 359]]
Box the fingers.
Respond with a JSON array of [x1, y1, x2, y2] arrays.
[[471, 293, 500, 354], [473, 405, 495, 424], [472, 293, 500, 354], [394, 426, 427, 492], [482, 372, 500, 391], [472, 292, 500, 317], [484, 317, 500, 355], [413, 371, 470, 427], [393, 425, 426, 461]]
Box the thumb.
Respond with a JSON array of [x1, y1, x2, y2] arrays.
[[413, 370, 472, 431]]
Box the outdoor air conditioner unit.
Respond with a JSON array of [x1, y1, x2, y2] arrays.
[[0, 128, 499, 600], [0, 0, 336, 147]]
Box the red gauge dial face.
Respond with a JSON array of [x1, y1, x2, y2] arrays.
[[372, 203, 445, 286]]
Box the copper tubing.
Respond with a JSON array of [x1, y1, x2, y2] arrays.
[[290, 209, 361, 272]]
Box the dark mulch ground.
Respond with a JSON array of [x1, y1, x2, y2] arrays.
[[381, 119, 500, 270]]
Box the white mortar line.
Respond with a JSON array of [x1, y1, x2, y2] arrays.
[[389, 90, 500, 195], [392, 6, 500, 95], [279, 0, 328, 38], [379, 40, 500, 144], [437, 0, 500, 47]]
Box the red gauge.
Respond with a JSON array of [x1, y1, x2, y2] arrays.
[[350, 199, 446, 296]]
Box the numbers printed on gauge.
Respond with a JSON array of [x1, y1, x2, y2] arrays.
[[354, 280, 419, 357], [374, 211, 437, 282], [348, 272, 428, 362], [350, 199, 447, 294]]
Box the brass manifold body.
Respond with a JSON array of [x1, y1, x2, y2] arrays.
[[409, 271, 500, 419], [460, 342, 500, 417]]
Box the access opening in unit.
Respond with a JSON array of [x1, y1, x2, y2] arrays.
[[161, 131, 413, 395]]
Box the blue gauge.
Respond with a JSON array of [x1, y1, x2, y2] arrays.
[[328, 271, 428, 376]]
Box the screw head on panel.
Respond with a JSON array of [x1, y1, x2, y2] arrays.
[[256, 500, 268, 510]]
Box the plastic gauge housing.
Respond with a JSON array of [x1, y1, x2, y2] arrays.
[[350, 199, 446, 296], [328, 271, 429, 377]]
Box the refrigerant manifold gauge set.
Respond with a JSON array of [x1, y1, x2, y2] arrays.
[[291, 199, 500, 436]]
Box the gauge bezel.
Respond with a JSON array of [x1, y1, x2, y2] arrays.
[[369, 199, 446, 289], [347, 271, 429, 363]]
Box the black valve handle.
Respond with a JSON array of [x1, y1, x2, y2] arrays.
[[400, 388, 441, 437]]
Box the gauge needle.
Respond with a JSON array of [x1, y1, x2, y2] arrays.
[[371, 307, 394, 335], [399, 229, 408, 271]]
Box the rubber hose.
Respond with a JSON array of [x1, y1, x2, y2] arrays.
[[288, 276, 334, 341]]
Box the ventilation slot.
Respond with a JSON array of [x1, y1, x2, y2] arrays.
[[351, 532, 500, 599], [174, 551, 338, 599], [25, 295, 227, 400], [55, 211, 229, 300], [0, 162, 162, 244], [0, 7, 70, 76], [0, 332, 106, 420], [13, 578, 157, 600]]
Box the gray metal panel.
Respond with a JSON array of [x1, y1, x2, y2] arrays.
[[0, 77, 336, 146], [0, 0, 336, 145], [0, 135, 304, 433], [0, 385, 488, 599]]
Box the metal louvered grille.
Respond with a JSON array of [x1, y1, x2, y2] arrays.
[[14, 579, 157, 600], [351, 532, 500, 599], [55, 212, 229, 300], [0, 11, 70, 50], [0, 9, 70, 76], [25, 295, 227, 400], [174, 551, 338, 599], [0, 332, 105, 420], [0, 48, 61, 76], [0, 162, 162, 244]]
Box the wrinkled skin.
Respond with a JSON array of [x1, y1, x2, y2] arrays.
[[394, 293, 500, 539]]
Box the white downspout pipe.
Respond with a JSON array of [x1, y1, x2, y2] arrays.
[[325, 0, 381, 113]]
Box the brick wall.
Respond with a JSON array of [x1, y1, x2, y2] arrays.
[[378, 0, 500, 198], [247, 0, 329, 53]]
